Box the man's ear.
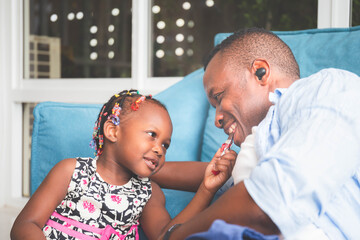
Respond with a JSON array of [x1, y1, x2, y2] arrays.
[[251, 59, 270, 86], [103, 120, 118, 143]]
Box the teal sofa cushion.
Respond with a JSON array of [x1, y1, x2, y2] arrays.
[[31, 102, 102, 196]]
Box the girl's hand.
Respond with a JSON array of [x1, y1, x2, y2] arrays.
[[203, 148, 237, 193]]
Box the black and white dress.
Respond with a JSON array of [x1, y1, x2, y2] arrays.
[[42, 157, 152, 240]]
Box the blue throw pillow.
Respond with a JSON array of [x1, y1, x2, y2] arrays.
[[31, 102, 102, 195]]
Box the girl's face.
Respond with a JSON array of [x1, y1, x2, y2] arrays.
[[115, 103, 173, 178]]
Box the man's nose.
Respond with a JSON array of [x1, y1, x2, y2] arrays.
[[215, 114, 224, 128]]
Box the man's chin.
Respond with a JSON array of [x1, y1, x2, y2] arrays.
[[233, 132, 243, 147]]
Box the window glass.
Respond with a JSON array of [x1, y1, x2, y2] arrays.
[[26, 0, 132, 78], [353, 0, 360, 26], [151, 0, 317, 77]]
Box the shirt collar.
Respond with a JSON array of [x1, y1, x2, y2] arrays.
[[268, 88, 287, 104]]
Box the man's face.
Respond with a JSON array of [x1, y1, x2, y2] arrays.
[[203, 53, 271, 146]]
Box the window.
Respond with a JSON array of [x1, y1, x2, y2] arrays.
[[353, 0, 360, 26], [26, 0, 132, 78], [151, 0, 317, 77]]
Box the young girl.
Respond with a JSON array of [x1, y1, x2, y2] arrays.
[[11, 89, 236, 240]]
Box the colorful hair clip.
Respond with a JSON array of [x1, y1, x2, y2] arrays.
[[131, 95, 146, 111], [89, 139, 96, 148], [97, 148, 103, 156], [99, 134, 104, 149], [108, 103, 121, 125]]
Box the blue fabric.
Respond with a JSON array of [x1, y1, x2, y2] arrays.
[[185, 220, 279, 240], [214, 26, 360, 78], [31, 102, 102, 195], [244, 68, 360, 239], [163, 189, 195, 218]]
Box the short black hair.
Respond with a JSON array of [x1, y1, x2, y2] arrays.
[[204, 27, 300, 79]]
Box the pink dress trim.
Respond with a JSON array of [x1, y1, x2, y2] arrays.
[[46, 211, 139, 240]]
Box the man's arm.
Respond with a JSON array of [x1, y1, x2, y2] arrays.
[[151, 161, 208, 192], [168, 181, 280, 239]]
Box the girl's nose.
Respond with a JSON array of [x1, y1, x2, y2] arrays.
[[152, 144, 163, 155]]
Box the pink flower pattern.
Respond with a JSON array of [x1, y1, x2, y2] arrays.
[[83, 201, 96, 213]]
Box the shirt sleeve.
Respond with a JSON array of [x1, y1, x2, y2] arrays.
[[244, 91, 360, 236]]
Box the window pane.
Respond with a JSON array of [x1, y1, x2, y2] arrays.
[[353, 0, 360, 26], [25, 0, 132, 78], [151, 0, 317, 77]]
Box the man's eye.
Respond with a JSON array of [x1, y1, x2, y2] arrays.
[[213, 92, 223, 102], [147, 132, 156, 138]]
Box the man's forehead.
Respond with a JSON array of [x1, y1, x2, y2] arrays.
[[203, 72, 217, 97], [204, 58, 229, 94]]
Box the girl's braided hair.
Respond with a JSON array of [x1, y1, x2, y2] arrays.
[[90, 89, 167, 156]]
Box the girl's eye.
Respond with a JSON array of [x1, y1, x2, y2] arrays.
[[147, 132, 156, 138], [162, 143, 170, 150]]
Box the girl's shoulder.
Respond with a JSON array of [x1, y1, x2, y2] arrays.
[[54, 158, 77, 175], [41, 158, 77, 193]]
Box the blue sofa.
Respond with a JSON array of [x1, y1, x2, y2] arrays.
[[31, 26, 360, 237]]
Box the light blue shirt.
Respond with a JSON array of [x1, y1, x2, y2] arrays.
[[244, 68, 360, 239]]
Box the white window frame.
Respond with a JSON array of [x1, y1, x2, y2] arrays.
[[0, 0, 352, 209], [318, 0, 352, 28]]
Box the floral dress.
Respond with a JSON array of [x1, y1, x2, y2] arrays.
[[42, 157, 152, 240]]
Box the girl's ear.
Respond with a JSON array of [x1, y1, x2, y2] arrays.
[[103, 120, 118, 143]]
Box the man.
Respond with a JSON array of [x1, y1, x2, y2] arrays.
[[153, 28, 360, 239]]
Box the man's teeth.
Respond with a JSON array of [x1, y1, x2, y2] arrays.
[[229, 123, 236, 133]]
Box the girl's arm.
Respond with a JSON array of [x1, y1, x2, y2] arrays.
[[140, 149, 237, 240], [151, 161, 208, 192], [10, 158, 76, 240]]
